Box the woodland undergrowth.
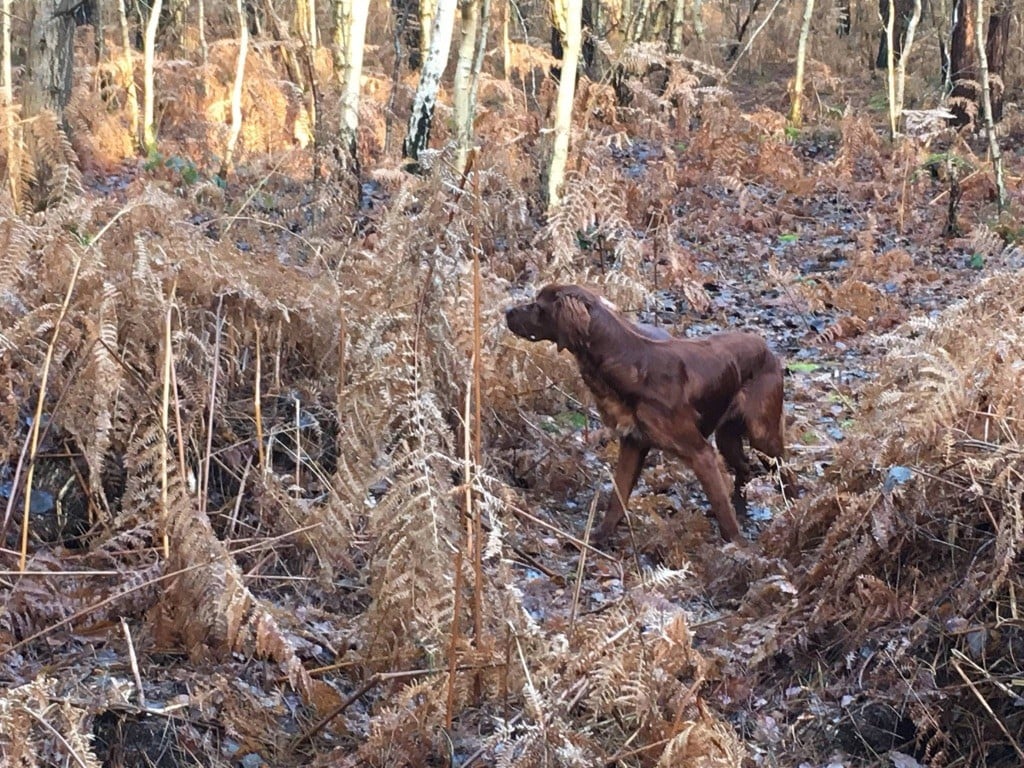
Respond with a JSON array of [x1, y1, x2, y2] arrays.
[[1, 24, 1023, 768]]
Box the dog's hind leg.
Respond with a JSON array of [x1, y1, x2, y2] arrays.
[[715, 420, 750, 516]]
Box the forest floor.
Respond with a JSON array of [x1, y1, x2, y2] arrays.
[[2, 34, 1024, 768]]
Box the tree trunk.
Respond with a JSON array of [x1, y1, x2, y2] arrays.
[[547, 0, 582, 208], [419, 0, 439, 69], [876, 0, 917, 68], [453, 0, 483, 174], [198, 0, 208, 66], [118, 0, 141, 149], [983, 0, 1010, 121], [692, 0, 704, 39], [332, 0, 347, 78], [836, 0, 851, 33], [23, 0, 78, 123], [221, 0, 250, 176], [142, 0, 164, 154], [296, 0, 318, 45], [669, 0, 687, 52], [340, 0, 370, 162], [2, 0, 18, 208], [893, 0, 921, 134], [403, 0, 458, 164], [975, 0, 1005, 209], [789, 0, 815, 126], [946, 0, 1005, 126]]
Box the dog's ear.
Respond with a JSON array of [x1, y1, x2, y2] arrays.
[[553, 289, 591, 352]]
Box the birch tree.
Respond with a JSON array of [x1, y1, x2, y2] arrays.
[[339, 0, 371, 163], [143, 0, 164, 155], [547, 0, 583, 208], [419, 0, 439, 68], [788, 0, 815, 126], [974, 0, 1005, 210], [453, 0, 490, 174], [403, 0, 459, 163], [892, 0, 921, 136]]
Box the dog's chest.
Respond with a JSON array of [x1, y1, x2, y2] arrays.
[[579, 365, 640, 437]]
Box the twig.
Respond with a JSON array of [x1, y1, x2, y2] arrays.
[[290, 667, 445, 751], [951, 657, 1024, 762], [569, 494, 600, 641], [120, 617, 147, 709]]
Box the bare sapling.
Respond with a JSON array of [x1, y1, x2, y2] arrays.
[[142, 0, 163, 155], [789, 0, 816, 126], [893, 0, 922, 138], [221, 0, 250, 176]]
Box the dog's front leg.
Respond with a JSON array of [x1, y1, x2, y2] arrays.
[[592, 436, 650, 544]]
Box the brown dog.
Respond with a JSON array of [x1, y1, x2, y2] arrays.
[[505, 284, 791, 544]]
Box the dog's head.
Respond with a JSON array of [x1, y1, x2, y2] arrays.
[[504, 284, 597, 352]]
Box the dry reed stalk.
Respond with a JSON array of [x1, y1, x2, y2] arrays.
[[254, 322, 266, 471], [570, 494, 601, 642], [20, 253, 84, 570], [445, 544, 466, 728], [471, 157, 484, 702], [201, 297, 224, 511], [159, 287, 174, 557]]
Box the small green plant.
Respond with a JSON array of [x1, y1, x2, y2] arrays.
[[784, 125, 801, 142], [800, 430, 820, 445], [922, 151, 975, 178], [166, 155, 200, 185], [786, 361, 820, 374], [143, 149, 164, 172], [555, 410, 588, 430], [969, 253, 985, 270], [778, 233, 799, 244]]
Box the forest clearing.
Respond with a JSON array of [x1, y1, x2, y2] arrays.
[[0, 0, 1022, 765]]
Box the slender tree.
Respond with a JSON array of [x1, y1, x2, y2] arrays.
[[789, 0, 816, 126], [117, 0, 141, 149], [403, 0, 458, 163], [198, 0, 209, 66], [669, 0, 687, 51], [892, 0, 921, 135], [453, 0, 489, 174], [339, 0, 371, 163], [2, 0, 17, 207], [143, 0, 164, 155], [974, 0, 1005, 210], [547, 0, 583, 208], [221, 0, 250, 176]]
